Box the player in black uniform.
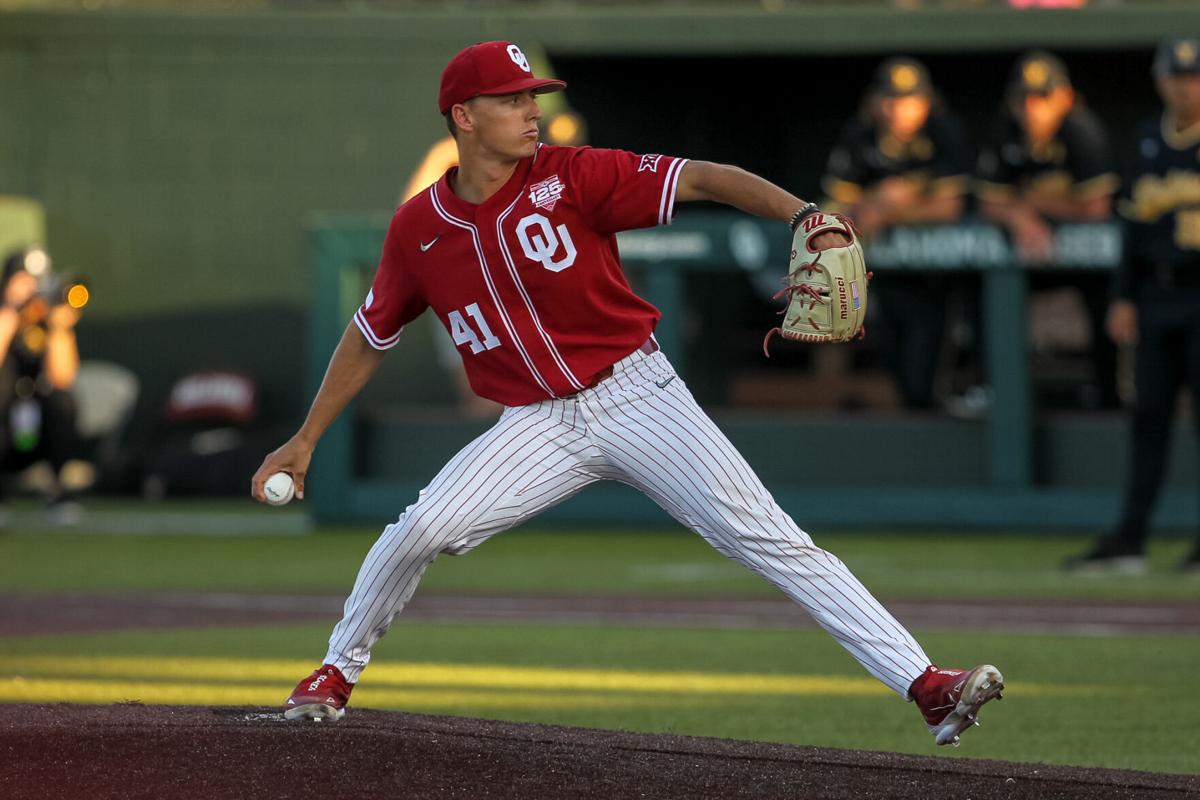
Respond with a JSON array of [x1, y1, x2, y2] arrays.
[[976, 51, 1120, 409], [1066, 38, 1200, 574], [822, 57, 970, 409]]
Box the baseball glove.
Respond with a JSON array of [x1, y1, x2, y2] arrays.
[[763, 209, 870, 355]]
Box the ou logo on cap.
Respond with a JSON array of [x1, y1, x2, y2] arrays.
[[507, 44, 531, 73]]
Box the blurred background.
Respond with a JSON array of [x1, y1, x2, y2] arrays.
[[0, 0, 1196, 533], [2, 1, 1199, 777]]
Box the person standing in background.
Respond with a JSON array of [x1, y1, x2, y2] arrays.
[[976, 51, 1120, 410], [0, 249, 84, 524], [1065, 38, 1200, 574], [822, 57, 970, 410]]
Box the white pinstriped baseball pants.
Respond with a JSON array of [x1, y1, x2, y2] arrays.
[[325, 347, 931, 696]]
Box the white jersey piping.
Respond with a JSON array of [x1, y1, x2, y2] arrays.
[[353, 308, 403, 350], [495, 193, 586, 392], [658, 157, 688, 226], [429, 184, 557, 399]]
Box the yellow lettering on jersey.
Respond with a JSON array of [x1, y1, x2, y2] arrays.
[[1173, 208, 1200, 250], [1125, 170, 1200, 221], [1027, 170, 1074, 200], [1029, 140, 1067, 164]]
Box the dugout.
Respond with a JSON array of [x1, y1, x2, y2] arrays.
[[0, 2, 1196, 528]]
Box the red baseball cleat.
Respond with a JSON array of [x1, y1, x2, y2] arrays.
[[908, 664, 1004, 746], [283, 664, 353, 722]]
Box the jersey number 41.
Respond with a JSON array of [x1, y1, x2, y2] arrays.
[[448, 302, 501, 354]]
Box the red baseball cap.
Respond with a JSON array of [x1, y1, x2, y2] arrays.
[[438, 41, 567, 115]]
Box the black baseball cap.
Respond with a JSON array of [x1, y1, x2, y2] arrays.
[[1010, 51, 1071, 96], [872, 57, 933, 98], [1153, 37, 1200, 77]]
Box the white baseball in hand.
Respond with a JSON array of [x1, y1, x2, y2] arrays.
[[263, 472, 295, 506]]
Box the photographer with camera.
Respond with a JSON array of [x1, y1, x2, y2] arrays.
[[0, 248, 85, 525]]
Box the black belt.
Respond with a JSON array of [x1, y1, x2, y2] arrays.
[[578, 338, 659, 392]]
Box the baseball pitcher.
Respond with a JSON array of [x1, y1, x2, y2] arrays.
[[252, 41, 1003, 747]]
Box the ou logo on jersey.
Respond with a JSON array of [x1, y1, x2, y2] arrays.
[[507, 45, 531, 73], [516, 213, 576, 273]]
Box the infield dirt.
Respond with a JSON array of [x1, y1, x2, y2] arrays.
[[1, 704, 1196, 800]]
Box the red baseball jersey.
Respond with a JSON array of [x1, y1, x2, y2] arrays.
[[355, 144, 689, 406]]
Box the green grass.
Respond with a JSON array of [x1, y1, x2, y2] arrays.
[[1, 526, 1196, 599], [5, 621, 1198, 775], [3, 523, 1198, 774]]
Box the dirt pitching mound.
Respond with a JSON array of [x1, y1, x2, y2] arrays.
[[0, 704, 1194, 800]]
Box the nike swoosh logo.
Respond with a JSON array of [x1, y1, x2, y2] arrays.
[[420, 236, 440, 252], [655, 376, 676, 389]]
